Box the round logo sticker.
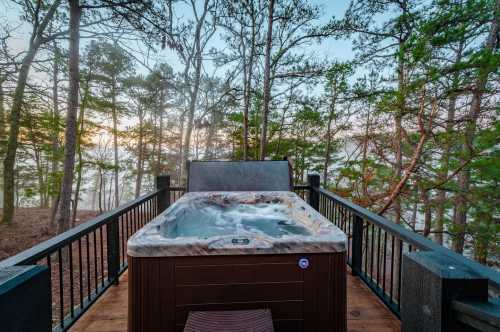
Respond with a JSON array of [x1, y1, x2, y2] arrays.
[[298, 257, 309, 269]]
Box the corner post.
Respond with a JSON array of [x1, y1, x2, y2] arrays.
[[351, 215, 364, 276], [401, 251, 489, 332], [307, 174, 320, 211], [0, 266, 51, 331], [156, 175, 170, 213], [106, 216, 120, 285]]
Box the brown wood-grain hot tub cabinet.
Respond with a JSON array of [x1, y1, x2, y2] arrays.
[[128, 252, 346, 332]]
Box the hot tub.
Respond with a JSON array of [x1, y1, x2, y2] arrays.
[[128, 191, 347, 332]]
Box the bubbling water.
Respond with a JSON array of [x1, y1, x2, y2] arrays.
[[160, 196, 311, 239]]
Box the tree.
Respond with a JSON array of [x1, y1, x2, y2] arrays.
[[330, 0, 421, 223], [2, 0, 62, 224], [323, 62, 353, 186], [55, 0, 80, 234], [175, 0, 218, 182], [259, 0, 275, 160], [91, 40, 133, 207]]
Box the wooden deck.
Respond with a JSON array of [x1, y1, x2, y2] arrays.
[[71, 268, 400, 332]]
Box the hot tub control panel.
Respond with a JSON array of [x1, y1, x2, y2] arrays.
[[231, 238, 250, 245]]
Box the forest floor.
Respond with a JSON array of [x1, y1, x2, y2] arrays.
[[0, 208, 98, 261]]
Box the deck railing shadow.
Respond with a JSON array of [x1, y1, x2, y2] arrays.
[[0, 174, 498, 331]]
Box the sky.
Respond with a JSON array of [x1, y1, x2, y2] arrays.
[[0, 0, 357, 79]]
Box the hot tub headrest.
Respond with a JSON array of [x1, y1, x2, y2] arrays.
[[187, 160, 293, 192]]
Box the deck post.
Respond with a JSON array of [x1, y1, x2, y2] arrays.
[[156, 175, 171, 213], [307, 174, 320, 211], [401, 251, 489, 332], [106, 216, 120, 285], [0, 265, 51, 331], [351, 215, 364, 276]]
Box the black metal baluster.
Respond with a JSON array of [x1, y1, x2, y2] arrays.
[[364, 221, 369, 274], [148, 200, 151, 222], [330, 200, 333, 224], [333, 201, 337, 223], [140, 203, 144, 226], [336, 202, 339, 225], [382, 231, 387, 294], [86, 234, 91, 301], [343, 206, 346, 229], [69, 242, 74, 318], [377, 227, 381, 286], [46, 254, 52, 309], [100, 226, 105, 287], [127, 210, 131, 238], [347, 210, 352, 259], [120, 215, 125, 266], [324, 196, 327, 217], [342, 207, 347, 232], [133, 207, 138, 232], [154, 197, 157, 217], [334, 203, 339, 226], [370, 224, 375, 279], [78, 239, 83, 308], [93, 230, 98, 292], [397, 239, 403, 308], [335, 203, 340, 226], [148, 198, 154, 222], [319, 194, 322, 214], [390, 235, 395, 301], [137, 205, 141, 228], [328, 199, 332, 222], [58, 248, 64, 328]]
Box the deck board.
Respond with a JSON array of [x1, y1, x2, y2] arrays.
[[70, 268, 400, 332]]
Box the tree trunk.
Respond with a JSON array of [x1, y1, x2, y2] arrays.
[[420, 181, 431, 237], [323, 86, 338, 187], [178, 110, 185, 183], [241, 24, 249, 160], [111, 82, 120, 208], [181, 57, 202, 183], [435, 44, 463, 245], [2, 0, 61, 224], [180, 0, 210, 183], [135, 107, 144, 198], [390, 52, 408, 224], [50, 43, 61, 225], [452, 0, 498, 253], [55, 0, 80, 234], [155, 89, 164, 176], [379, 91, 429, 215], [205, 107, 217, 159], [0, 77, 5, 153], [242, 12, 257, 161], [98, 169, 103, 213], [3, 47, 39, 224], [33, 144, 47, 208], [72, 81, 89, 224], [259, 0, 275, 160], [361, 105, 371, 198]]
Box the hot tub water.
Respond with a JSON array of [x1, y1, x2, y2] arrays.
[[160, 199, 312, 239]]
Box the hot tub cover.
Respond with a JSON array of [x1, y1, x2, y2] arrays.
[[127, 191, 346, 257]]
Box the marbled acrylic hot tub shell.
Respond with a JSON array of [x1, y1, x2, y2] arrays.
[[127, 191, 346, 257]]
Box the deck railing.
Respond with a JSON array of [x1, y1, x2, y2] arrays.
[[0, 174, 498, 331], [303, 174, 499, 331], [0, 176, 185, 331]]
